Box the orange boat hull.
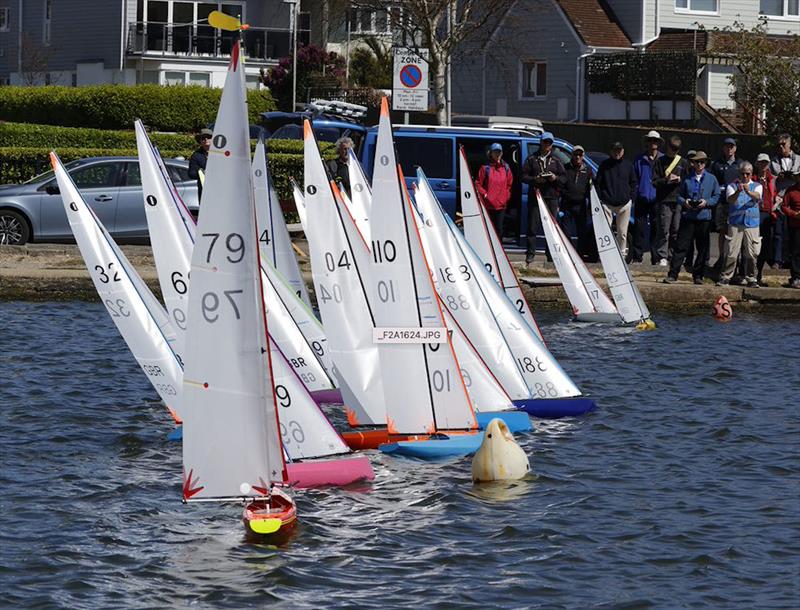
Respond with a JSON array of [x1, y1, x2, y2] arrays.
[[342, 428, 418, 450], [242, 488, 297, 544]]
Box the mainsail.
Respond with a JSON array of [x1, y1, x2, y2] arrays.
[[589, 186, 652, 325], [182, 42, 285, 500]]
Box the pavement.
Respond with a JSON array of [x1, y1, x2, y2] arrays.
[[1, 243, 797, 313]]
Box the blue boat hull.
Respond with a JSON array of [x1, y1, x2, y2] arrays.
[[379, 433, 484, 458], [513, 397, 596, 418], [475, 410, 531, 433], [167, 425, 183, 441]]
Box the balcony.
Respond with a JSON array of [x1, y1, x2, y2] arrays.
[[126, 21, 310, 63]]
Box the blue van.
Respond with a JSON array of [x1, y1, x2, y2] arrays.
[[359, 125, 598, 244]]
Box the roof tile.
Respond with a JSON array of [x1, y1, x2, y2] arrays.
[[555, 0, 632, 48]]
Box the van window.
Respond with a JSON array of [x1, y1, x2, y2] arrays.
[[395, 136, 453, 179], [526, 142, 572, 166], [459, 138, 521, 178]]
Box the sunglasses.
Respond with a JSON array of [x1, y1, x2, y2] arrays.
[[693, 160, 706, 164], [779, 141, 790, 146], [573, 152, 584, 156], [741, 172, 752, 175]]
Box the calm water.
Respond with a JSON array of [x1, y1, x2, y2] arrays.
[[1, 301, 798, 609]]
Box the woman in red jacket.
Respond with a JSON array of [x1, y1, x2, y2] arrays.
[[755, 153, 778, 286], [476, 143, 514, 238], [780, 169, 800, 288]]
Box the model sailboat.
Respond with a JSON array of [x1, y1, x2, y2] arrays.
[[535, 191, 621, 322], [181, 41, 294, 538], [589, 186, 656, 329]]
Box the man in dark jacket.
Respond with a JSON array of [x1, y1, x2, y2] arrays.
[[631, 130, 663, 263], [652, 134, 690, 266], [559, 145, 593, 259], [188, 128, 212, 199], [595, 141, 638, 256], [521, 131, 565, 265], [326, 136, 353, 197]]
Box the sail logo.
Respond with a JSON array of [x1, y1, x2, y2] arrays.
[[373, 327, 448, 344]]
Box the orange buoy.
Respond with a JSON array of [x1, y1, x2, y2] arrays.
[[712, 295, 732, 322]]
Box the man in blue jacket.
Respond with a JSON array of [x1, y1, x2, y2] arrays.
[[631, 130, 663, 264], [663, 151, 720, 284]]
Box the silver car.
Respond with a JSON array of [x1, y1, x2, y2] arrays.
[[0, 156, 199, 245]]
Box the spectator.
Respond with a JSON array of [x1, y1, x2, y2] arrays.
[[717, 161, 763, 287], [188, 128, 212, 199], [476, 143, 514, 238], [559, 145, 593, 259], [780, 168, 800, 288], [652, 134, 690, 267], [663, 151, 719, 285], [521, 131, 565, 265], [754, 153, 779, 286], [770, 134, 800, 269], [631, 130, 663, 264], [710, 137, 743, 270], [595, 142, 638, 256], [327, 137, 354, 197]]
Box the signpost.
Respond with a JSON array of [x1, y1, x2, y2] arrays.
[[392, 47, 429, 117]]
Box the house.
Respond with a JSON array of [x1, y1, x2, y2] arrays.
[[0, 0, 309, 87], [451, 0, 799, 128]]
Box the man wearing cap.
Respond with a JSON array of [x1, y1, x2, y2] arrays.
[[189, 128, 212, 199], [652, 134, 689, 267], [710, 137, 743, 270], [717, 161, 763, 287], [476, 143, 514, 237], [521, 131, 565, 265], [631, 130, 664, 264], [559, 145, 593, 259], [780, 168, 800, 288], [663, 151, 719, 285], [595, 141, 638, 257], [755, 153, 778, 286]]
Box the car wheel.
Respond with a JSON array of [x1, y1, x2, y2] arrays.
[[0, 209, 31, 245]]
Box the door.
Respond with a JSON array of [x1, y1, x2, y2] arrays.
[[394, 135, 456, 218], [39, 161, 121, 240]]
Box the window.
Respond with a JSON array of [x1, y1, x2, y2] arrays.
[[167, 163, 191, 183], [350, 8, 393, 34], [520, 60, 547, 99], [675, 0, 719, 13], [124, 163, 142, 187], [0, 8, 10, 32], [43, 0, 52, 45], [760, 0, 800, 17], [70, 163, 119, 189], [394, 137, 454, 180], [164, 70, 185, 85], [188, 71, 210, 86]]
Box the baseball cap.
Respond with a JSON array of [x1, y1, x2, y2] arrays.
[[572, 145, 585, 153], [540, 131, 554, 142], [610, 141, 624, 151], [645, 130, 662, 141], [723, 137, 737, 146], [490, 143, 503, 152], [756, 153, 770, 163]]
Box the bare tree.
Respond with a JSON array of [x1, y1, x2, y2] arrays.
[[19, 34, 56, 86], [350, 0, 514, 124]]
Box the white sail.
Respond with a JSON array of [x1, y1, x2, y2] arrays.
[[269, 340, 350, 459], [365, 100, 476, 434], [182, 43, 285, 500], [301, 125, 387, 427], [345, 148, 373, 241], [537, 191, 598, 316], [50, 152, 184, 422], [135, 120, 195, 357], [253, 139, 313, 308], [458, 148, 544, 341], [589, 186, 651, 324], [415, 169, 582, 399]]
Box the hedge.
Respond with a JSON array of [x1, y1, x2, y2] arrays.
[[0, 143, 334, 198], [0, 85, 276, 132], [0, 123, 331, 156]]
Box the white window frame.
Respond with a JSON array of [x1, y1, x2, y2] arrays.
[[350, 8, 394, 35], [674, 0, 720, 16], [518, 59, 547, 100], [0, 8, 10, 32], [142, 1, 246, 26], [43, 0, 52, 45], [759, 0, 800, 19]]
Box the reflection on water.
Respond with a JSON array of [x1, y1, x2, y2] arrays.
[[1, 301, 798, 609]]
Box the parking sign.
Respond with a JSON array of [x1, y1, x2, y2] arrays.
[[392, 47, 429, 112]]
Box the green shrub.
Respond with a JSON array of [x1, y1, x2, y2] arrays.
[[0, 142, 335, 199], [0, 85, 276, 131]]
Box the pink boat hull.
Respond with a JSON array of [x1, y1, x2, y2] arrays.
[[286, 455, 374, 488]]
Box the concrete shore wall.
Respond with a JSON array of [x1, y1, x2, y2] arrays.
[[1, 244, 798, 313]]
